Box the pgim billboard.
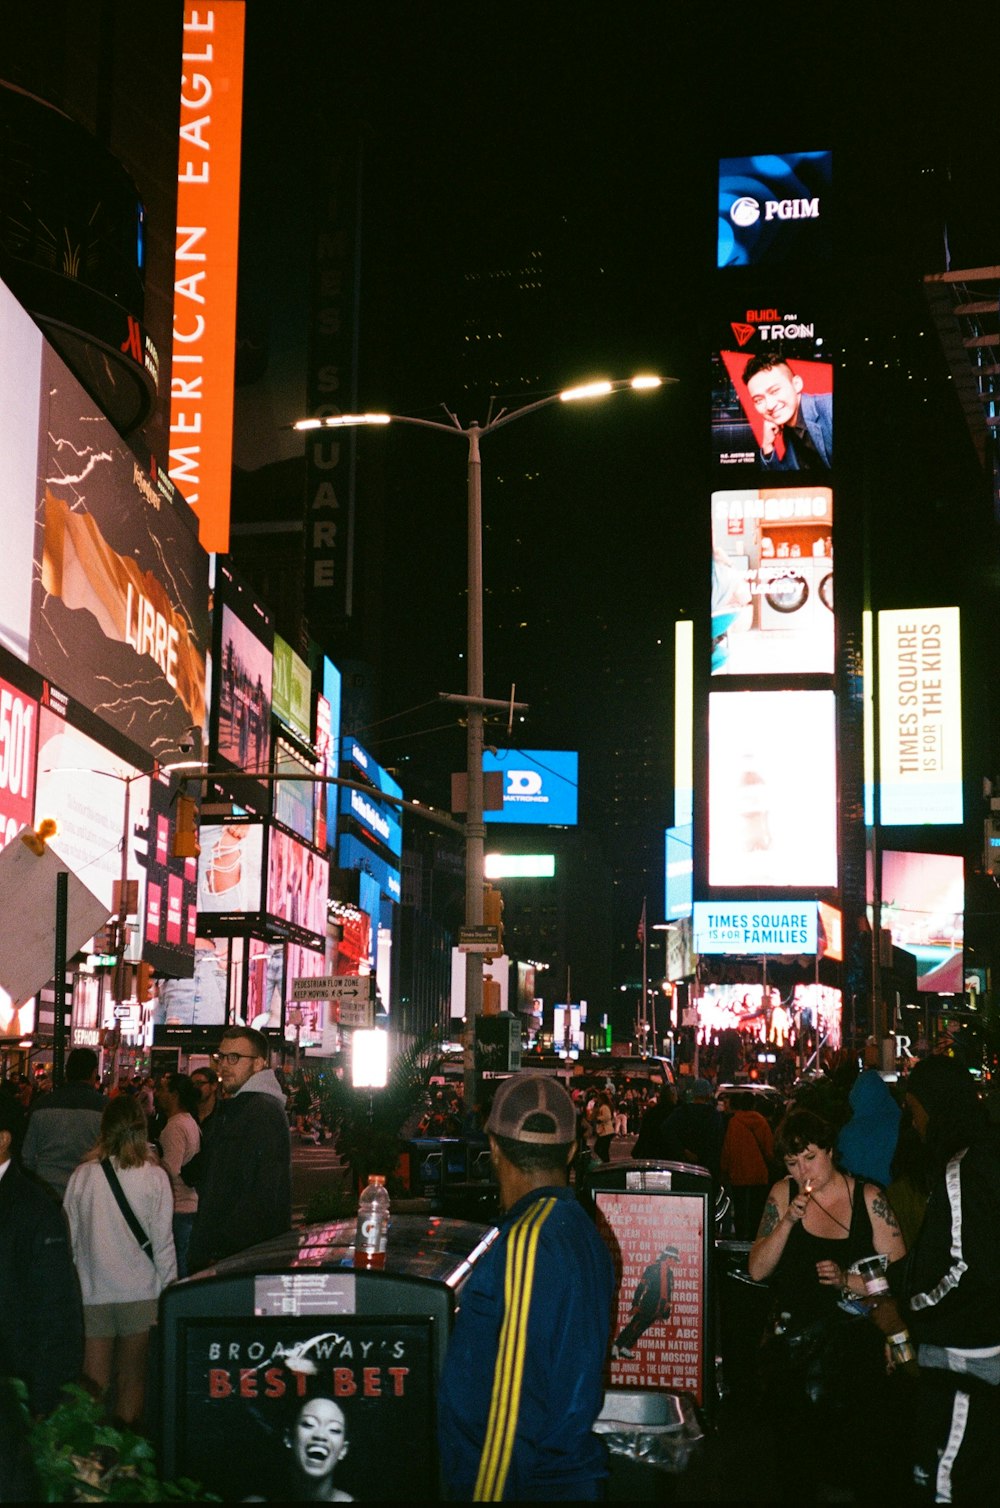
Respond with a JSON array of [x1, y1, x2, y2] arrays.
[[718, 150, 832, 270], [708, 690, 838, 889], [877, 609, 962, 826]]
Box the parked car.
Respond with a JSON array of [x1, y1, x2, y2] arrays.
[[715, 1082, 786, 1126]]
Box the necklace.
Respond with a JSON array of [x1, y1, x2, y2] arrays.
[[807, 1172, 851, 1234]]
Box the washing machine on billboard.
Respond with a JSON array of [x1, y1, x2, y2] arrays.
[[758, 557, 833, 630]]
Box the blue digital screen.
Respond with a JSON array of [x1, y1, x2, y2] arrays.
[[339, 783, 403, 857], [337, 831, 401, 903], [665, 824, 693, 920], [346, 739, 402, 800], [482, 749, 578, 826], [718, 151, 832, 269]]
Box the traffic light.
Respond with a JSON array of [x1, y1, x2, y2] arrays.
[[173, 793, 200, 858], [136, 961, 154, 1003], [482, 884, 504, 960], [482, 978, 502, 1016], [20, 817, 58, 855]]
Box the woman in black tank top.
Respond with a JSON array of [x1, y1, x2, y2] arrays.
[[748, 1108, 909, 1497]]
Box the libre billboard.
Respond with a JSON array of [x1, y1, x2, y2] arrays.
[[693, 902, 818, 955], [482, 749, 578, 826], [877, 608, 962, 825]]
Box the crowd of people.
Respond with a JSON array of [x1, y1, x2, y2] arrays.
[[0, 1027, 292, 1437], [1, 1043, 998, 1501]]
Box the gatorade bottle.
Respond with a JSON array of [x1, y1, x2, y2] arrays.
[[354, 1174, 390, 1269]]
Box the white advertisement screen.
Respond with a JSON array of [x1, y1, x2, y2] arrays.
[[34, 710, 149, 961], [874, 850, 964, 994], [711, 487, 833, 676], [197, 823, 264, 915], [0, 275, 43, 663], [878, 609, 962, 825], [709, 690, 838, 888]]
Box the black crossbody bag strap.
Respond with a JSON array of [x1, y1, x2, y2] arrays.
[[100, 1157, 155, 1263]]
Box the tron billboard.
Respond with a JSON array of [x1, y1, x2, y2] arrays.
[[877, 609, 962, 825], [711, 487, 833, 676], [712, 301, 834, 476], [718, 151, 832, 269], [693, 902, 817, 955], [482, 749, 578, 826], [708, 690, 838, 889]]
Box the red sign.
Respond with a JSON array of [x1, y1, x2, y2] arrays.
[[596, 1190, 708, 1405], [0, 677, 37, 851]]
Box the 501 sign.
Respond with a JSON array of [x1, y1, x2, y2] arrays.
[[0, 679, 37, 852]]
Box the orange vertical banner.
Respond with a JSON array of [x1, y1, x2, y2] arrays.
[[169, 2, 246, 554]]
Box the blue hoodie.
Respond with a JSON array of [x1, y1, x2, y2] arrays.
[[836, 1068, 901, 1187]]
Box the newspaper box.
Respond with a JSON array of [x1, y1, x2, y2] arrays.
[[158, 1214, 496, 1502]]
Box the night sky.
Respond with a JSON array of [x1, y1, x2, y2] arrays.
[[231, 3, 1000, 983]]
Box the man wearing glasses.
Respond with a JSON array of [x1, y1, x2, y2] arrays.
[[185, 1027, 291, 1274]]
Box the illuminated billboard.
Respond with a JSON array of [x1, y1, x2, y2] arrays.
[[708, 690, 838, 888], [322, 657, 343, 845], [877, 608, 962, 825], [144, 770, 199, 977], [712, 319, 834, 476], [0, 676, 37, 851], [485, 853, 555, 879], [35, 709, 149, 962], [169, 1, 246, 552], [338, 832, 401, 904], [197, 821, 264, 918], [674, 620, 694, 828], [272, 635, 312, 741], [482, 749, 578, 826], [274, 739, 317, 845], [712, 487, 833, 676], [339, 784, 403, 858], [693, 902, 817, 955], [665, 824, 693, 920], [0, 275, 43, 664], [265, 827, 328, 945], [31, 343, 209, 761], [718, 151, 832, 269], [874, 850, 963, 994]]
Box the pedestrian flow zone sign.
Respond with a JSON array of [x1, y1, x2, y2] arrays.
[[290, 973, 375, 1030]]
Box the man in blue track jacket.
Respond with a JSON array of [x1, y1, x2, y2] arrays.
[[438, 1074, 614, 1501]]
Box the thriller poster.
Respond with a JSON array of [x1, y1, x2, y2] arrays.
[[596, 1190, 709, 1406]]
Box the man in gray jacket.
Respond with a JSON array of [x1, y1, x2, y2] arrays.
[[21, 1048, 104, 1199], [186, 1026, 291, 1272]]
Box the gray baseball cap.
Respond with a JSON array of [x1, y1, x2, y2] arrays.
[[485, 1074, 577, 1144]]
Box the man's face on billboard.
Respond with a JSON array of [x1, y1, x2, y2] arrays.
[[745, 363, 803, 427]]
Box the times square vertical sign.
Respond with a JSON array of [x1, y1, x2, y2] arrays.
[[708, 151, 838, 904]]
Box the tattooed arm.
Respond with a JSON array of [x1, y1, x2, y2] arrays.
[[748, 1179, 798, 1282], [866, 1183, 908, 1264]]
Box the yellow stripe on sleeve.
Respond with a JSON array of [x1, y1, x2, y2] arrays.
[[473, 1197, 556, 1501]]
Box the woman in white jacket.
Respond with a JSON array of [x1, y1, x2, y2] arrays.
[[64, 1094, 176, 1425]]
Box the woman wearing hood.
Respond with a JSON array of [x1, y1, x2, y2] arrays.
[[836, 1066, 901, 1188]]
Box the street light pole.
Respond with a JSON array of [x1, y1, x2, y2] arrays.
[[295, 375, 674, 1111]]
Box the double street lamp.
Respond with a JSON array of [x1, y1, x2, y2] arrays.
[[296, 375, 673, 1108]]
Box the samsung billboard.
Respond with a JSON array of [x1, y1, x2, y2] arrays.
[[693, 902, 817, 955], [482, 749, 578, 826]]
